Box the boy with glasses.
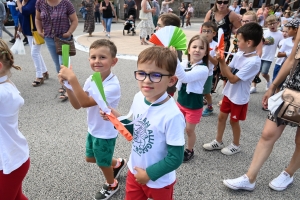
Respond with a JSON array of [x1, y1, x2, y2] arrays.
[[250, 15, 283, 94], [103, 46, 185, 199]]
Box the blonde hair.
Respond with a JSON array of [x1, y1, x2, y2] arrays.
[[0, 39, 21, 72], [243, 11, 257, 22], [187, 34, 209, 65], [266, 15, 277, 23]]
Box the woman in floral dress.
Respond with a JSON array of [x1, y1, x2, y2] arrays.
[[83, 0, 95, 36], [138, 0, 155, 45]]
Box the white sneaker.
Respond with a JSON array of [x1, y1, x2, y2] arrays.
[[269, 171, 293, 191], [250, 86, 257, 94], [266, 81, 272, 91], [223, 174, 255, 191], [221, 143, 241, 155], [203, 139, 225, 150], [107, 34, 110, 38]]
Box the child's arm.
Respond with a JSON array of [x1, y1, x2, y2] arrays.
[[217, 54, 240, 84], [256, 40, 263, 57], [175, 60, 208, 83], [209, 55, 218, 66], [59, 66, 97, 109], [277, 52, 287, 57]]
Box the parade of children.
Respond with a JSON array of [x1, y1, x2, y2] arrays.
[[3, 3, 300, 199]]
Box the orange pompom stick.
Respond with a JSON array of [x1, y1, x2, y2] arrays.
[[106, 113, 133, 141], [216, 29, 225, 59]]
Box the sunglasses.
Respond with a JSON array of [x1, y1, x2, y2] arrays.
[[216, 1, 229, 5]]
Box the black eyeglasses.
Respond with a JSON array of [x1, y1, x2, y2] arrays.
[[134, 71, 172, 83], [216, 1, 229, 5], [202, 30, 214, 34]]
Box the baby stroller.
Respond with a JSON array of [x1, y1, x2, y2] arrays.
[[123, 18, 136, 36]]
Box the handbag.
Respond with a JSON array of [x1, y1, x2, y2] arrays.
[[45, 0, 76, 56], [139, 10, 148, 20], [276, 52, 300, 125], [30, 15, 45, 45]]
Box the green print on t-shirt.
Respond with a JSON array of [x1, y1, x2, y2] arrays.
[[133, 117, 154, 156]]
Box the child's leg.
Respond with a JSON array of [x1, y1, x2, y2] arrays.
[[100, 166, 114, 184], [125, 170, 148, 200], [216, 111, 229, 143], [205, 94, 212, 107], [261, 60, 272, 85], [186, 122, 197, 151], [230, 120, 241, 146]]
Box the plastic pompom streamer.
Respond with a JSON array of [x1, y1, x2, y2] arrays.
[[216, 28, 225, 59], [149, 26, 187, 50], [90, 72, 133, 141]]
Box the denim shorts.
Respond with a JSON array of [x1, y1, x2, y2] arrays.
[[260, 60, 272, 74]]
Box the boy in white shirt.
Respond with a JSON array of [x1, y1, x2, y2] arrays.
[[272, 19, 298, 93], [102, 46, 185, 199], [58, 39, 126, 200], [250, 15, 283, 93], [203, 23, 263, 155], [201, 21, 218, 117]]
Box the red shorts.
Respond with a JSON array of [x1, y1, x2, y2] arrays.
[[220, 96, 248, 122], [125, 170, 175, 200], [176, 102, 203, 124]]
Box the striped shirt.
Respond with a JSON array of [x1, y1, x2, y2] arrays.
[[36, 0, 75, 38]]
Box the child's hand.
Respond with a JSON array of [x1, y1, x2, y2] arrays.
[[216, 51, 224, 62], [169, 46, 177, 57], [99, 107, 121, 120], [58, 66, 75, 84], [134, 167, 150, 185]]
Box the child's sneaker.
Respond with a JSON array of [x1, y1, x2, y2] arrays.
[[269, 171, 293, 191], [183, 149, 194, 162], [221, 143, 241, 155], [202, 107, 213, 117], [95, 181, 119, 200], [203, 139, 224, 150], [250, 86, 257, 94], [113, 158, 127, 179], [223, 174, 255, 191]]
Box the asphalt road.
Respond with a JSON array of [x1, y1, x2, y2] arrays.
[[3, 21, 299, 200]]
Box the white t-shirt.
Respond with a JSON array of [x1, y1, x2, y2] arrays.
[[0, 81, 29, 174], [83, 73, 121, 139], [262, 30, 283, 62], [160, 1, 169, 14], [127, 92, 185, 188], [275, 37, 293, 65], [223, 51, 261, 105], [209, 41, 218, 76], [229, 5, 240, 14]]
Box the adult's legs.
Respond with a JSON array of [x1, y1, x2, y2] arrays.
[[180, 16, 185, 27], [27, 36, 48, 78], [2, 24, 14, 38], [246, 119, 286, 183], [285, 127, 300, 176], [105, 17, 113, 35], [44, 37, 62, 73]]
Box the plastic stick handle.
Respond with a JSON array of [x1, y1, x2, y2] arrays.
[[62, 44, 70, 67]]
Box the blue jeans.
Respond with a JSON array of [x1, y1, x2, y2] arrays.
[[44, 37, 62, 73], [180, 15, 185, 27], [103, 17, 112, 33]]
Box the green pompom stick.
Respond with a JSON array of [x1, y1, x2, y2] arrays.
[[92, 72, 107, 104], [62, 44, 70, 67]]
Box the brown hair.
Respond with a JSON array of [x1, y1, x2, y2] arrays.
[[137, 46, 177, 75], [266, 14, 277, 23], [89, 39, 117, 57], [202, 21, 218, 32], [243, 11, 257, 22], [0, 39, 21, 72], [187, 34, 209, 66], [212, 0, 230, 12], [158, 13, 181, 27]]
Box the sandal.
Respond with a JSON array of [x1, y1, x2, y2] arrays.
[[43, 72, 49, 80], [59, 89, 68, 102], [32, 78, 44, 87], [58, 87, 65, 93]]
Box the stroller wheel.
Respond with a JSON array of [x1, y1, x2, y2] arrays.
[[132, 31, 134, 36], [123, 30, 125, 36]]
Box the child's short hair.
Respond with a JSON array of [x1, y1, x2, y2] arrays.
[[201, 21, 217, 32], [158, 13, 180, 27], [266, 14, 278, 23], [90, 39, 117, 57], [187, 34, 209, 66], [0, 39, 20, 71], [237, 22, 263, 47], [243, 11, 257, 22], [137, 46, 177, 75]]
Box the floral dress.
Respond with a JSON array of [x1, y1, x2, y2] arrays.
[[137, 1, 154, 38], [268, 43, 300, 127], [83, 0, 95, 34]]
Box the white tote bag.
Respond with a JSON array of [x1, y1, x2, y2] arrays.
[[139, 10, 148, 20]]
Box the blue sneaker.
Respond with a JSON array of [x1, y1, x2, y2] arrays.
[[202, 107, 213, 117]]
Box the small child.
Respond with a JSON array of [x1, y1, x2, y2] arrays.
[[174, 34, 210, 161], [102, 46, 185, 199], [203, 23, 263, 155], [124, 15, 135, 34], [201, 22, 218, 117], [79, 2, 87, 20], [156, 13, 182, 96], [273, 19, 299, 93], [0, 39, 30, 199], [250, 15, 283, 93], [58, 39, 126, 200]]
